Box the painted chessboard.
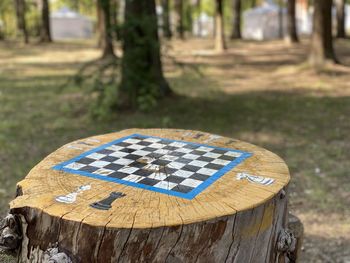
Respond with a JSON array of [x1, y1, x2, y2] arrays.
[[53, 134, 252, 199]]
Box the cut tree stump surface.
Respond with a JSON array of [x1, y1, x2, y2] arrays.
[[10, 129, 291, 262]]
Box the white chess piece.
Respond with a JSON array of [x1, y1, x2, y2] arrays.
[[236, 172, 274, 186], [55, 184, 91, 204], [55, 192, 78, 204]]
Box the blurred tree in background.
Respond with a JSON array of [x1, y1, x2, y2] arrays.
[[335, 0, 346, 38], [174, 0, 185, 39], [39, 0, 52, 42], [14, 0, 29, 43], [230, 0, 241, 39], [309, 0, 338, 67], [0, 0, 348, 107], [161, 0, 172, 39], [119, 0, 172, 110], [214, 0, 226, 52], [110, 0, 121, 40], [286, 0, 299, 43], [97, 0, 116, 58]]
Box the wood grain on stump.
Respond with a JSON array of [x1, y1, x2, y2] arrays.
[[10, 129, 291, 262]]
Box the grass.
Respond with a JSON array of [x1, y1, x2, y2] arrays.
[[0, 38, 349, 261]]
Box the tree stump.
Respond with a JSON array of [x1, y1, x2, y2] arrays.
[[7, 129, 295, 262]]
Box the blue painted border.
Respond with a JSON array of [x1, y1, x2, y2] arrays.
[[52, 133, 252, 200]]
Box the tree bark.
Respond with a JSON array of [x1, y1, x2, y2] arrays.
[[215, 0, 226, 52], [335, 0, 346, 38], [230, 0, 241, 39], [119, 0, 171, 109], [39, 0, 52, 43], [98, 0, 116, 59], [309, 0, 338, 67], [162, 0, 172, 39], [286, 0, 299, 43], [14, 0, 29, 44], [13, 192, 291, 262], [175, 0, 184, 39]]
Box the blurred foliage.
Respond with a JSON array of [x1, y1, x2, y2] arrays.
[[63, 58, 120, 120], [0, 0, 16, 37]]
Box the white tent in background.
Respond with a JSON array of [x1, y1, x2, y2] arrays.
[[50, 7, 93, 40], [345, 5, 350, 32], [193, 13, 214, 37], [242, 1, 287, 41]]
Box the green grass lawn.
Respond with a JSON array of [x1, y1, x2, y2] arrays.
[[0, 39, 349, 261]]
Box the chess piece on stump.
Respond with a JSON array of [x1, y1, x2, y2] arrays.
[[6, 129, 301, 262], [90, 192, 126, 210]]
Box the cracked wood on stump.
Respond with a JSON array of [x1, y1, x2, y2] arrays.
[[10, 129, 290, 262]]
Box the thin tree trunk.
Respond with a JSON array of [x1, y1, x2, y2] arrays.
[[309, 0, 338, 67], [119, 0, 171, 109], [251, 0, 256, 8], [39, 0, 52, 42], [286, 0, 299, 43], [97, 0, 104, 48], [196, 0, 202, 37], [230, 0, 241, 39], [335, 0, 346, 38], [278, 0, 284, 38], [110, 0, 120, 40], [14, 0, 29, 43], [72, 0, 79, 11], [99, 0, 116, 59], [185, 0, 193, 35], [214, 0, 226, 52], [162, 0, 172, 39], [175, 0, 184, 39]]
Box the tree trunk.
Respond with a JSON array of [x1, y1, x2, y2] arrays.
[[278, 0, 284, 39], [251, 0, 256, 8], [5, 129, 297, 263], [335, 0, 346, 38], [97, 0, 104, 48], [215, 0, 226, 52], [175, 0, 184, 39], [72, 0, 79, 11], [185, 0, 193, 35], [39, 0, 52, 42], [309, 0, 338, 67], [162, 0, 172, 39], [119, 0, 171, 109], [286, 0, 299, 43], [110, 0, 121, 41], [14, 0, 29, 44], [230, 0, 241, 39], [196, 0, 202, 37], [99, 0, 116, 59]]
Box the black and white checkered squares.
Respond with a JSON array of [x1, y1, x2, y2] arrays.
[[53, 134, 252, 199]]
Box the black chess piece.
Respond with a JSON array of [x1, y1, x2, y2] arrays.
[[90, 192, 125, 210]]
